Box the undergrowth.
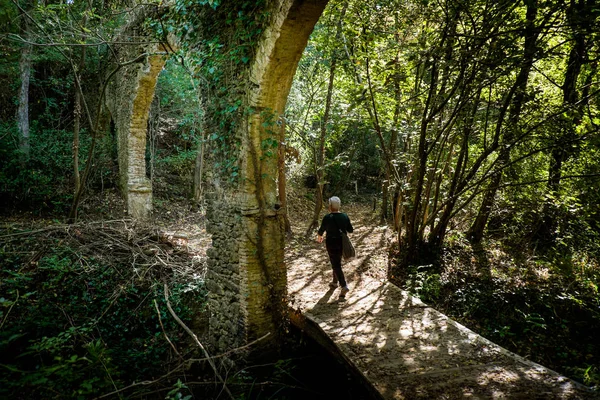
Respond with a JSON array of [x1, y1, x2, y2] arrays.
[[0, 222, 207, 399]]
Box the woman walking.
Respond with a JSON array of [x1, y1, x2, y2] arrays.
[[317, 196, 354, 299]]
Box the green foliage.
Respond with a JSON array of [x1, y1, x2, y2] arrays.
[[0, 0, 125, 215], [155, 59, 202, 141], [0, 122, 116, 213], [404, 265, 442, 303], [157, 149, 196, 178], [149, 0, 272, 185], [165, 380, 192, 400], [0, 231, 206, 399]]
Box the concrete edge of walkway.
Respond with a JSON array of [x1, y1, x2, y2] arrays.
[[288, 279, 598, 398], [393, 280, 595, 395], [289, 308, 386, 400]]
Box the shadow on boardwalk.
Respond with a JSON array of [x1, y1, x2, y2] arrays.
[[286, 205, 598, 400]]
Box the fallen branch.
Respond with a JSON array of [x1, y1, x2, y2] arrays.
[[0, 219, 133, 240], [94, 332, 272, 399], [154, 299, 181, 358], [163, 282, 235, 400], [94, 378, 160, 399], [188, 332, 271, 362]]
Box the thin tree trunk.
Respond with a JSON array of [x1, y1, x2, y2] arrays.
[[429, 139, 456, 235], [385, 47, 402, 226], [278, 134, 292, 236], [73, 46, 86, 194], [187, 70, 206, 203], [419, 113, 450, 240], [306, 4, 347, 235], [381, 169, 390, 222], [341, 10, 398, 223], [73, 84, 81, 193], [428, 82, 478, 248], [467, 0, 539, 242], [547, 22, 586, 193], [428, 129, 469, 247], [537, 2, 587, 241], [306, 57, 336, 235], [18, 40, 31, 162], [362, 55, 398, 223], [193, 131, 206, 202], [405, 54, 439, 252], [394, 190, 403, 234], [404, 5, 461, 254], [69, 53, 150, 222]]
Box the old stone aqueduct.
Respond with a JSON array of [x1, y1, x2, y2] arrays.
[[106, 0, 328, 352]]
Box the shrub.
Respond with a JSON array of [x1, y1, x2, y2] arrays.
[[0, 224, 207, 398]]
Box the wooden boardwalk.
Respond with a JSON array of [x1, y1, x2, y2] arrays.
[[286, 222, 598, 400]]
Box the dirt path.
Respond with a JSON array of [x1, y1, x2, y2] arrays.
[[285, 204, 598, 399]]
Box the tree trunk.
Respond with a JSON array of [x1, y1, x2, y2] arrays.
[[467, 0, 539, 242], [189, 71, 206, 203], [428, 140, 455, 235], [73, 46, 87, 194], [69, 54, 140, 222], [278, 124, 292, 235], [305, 57, 337, 235], [381, 169, 390, 222], [384, 52, 402, 226], [537, 0, 588, 242], [73, 81, 82, 193], [546, 23, 585, 193], [193, 132, 206, 202], [304, 4, 349, 235], [404, 5, 461, 255], [405, 56, 438, 252], [364, 56, 397, 222], [428, 107, 470, 248], [18, 41, 32, 163]]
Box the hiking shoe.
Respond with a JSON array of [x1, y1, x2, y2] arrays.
[[339, 286, 349, 299], [329, 281, 338, 289]]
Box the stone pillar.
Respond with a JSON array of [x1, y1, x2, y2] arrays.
[[206, 0, 328, 354], [124, 54, 165, 219], [106, 50, 166, 219], [205, 192, 244, 351]]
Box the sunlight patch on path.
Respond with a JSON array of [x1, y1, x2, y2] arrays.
[[286, 214, 597, 399]]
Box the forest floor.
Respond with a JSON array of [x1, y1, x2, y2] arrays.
[[2, 188, 598, 398], [285, 199, 598, 399]]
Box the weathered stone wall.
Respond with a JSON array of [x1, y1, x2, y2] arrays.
[[205, 192, 288, 354], [102, 0, 328, 354], [205, 191, 244, 351], [205, 0, 328, 354], [106, 49, 166, 219]]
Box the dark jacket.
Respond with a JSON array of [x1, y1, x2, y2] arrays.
[[318, 213, 353, 242]]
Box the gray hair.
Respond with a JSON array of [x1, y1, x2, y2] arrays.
[[329, 196, 341, 211]]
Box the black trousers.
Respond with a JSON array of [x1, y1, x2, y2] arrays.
[[326, 237, 347, 287]]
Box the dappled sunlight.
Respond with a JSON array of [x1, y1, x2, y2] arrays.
[[285, 204, 596, 399]]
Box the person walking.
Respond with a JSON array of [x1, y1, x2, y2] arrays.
[[317, 196, 354, 299]]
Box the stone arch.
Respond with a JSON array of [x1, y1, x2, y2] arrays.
[[102, 6, 179, 218], [206, 0, 328, 353], [244, 0, 330, 209], [105, 46, 168, 219], [101, 0, 329, 352]]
